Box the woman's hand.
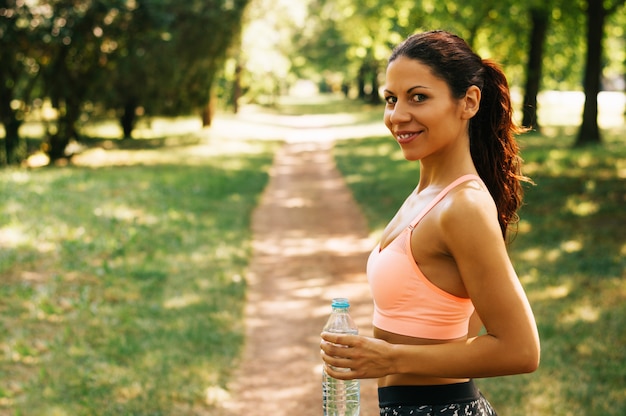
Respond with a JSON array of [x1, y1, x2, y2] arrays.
[[320, 331, 395, 380]]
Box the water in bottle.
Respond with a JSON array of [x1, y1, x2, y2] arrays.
[[322, 297, 360, 416]]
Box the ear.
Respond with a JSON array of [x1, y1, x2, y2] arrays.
[[461, 85, 481, 120]]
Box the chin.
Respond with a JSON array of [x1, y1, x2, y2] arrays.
[[401, 151, 422, 161]]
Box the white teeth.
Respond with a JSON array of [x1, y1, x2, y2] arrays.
[[398, 133, 413, 139]]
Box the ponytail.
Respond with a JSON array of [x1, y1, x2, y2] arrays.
[[470, 60, 531, 239]]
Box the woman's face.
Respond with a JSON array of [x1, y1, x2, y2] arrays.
[[383, 56, 473, 161]]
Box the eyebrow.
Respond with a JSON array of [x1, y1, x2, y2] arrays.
[[384, 85, 430, 95], [407, 85, 430, 93]]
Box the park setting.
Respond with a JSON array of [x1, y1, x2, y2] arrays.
[[1, 0, 625, 415]]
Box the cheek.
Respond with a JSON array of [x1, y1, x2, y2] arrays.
[[383, 110, 392, 131]]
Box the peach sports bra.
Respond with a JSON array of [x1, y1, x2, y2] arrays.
[[366, 175, 480, 340]]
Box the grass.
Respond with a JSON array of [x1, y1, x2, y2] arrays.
[[333, 127, 626, 415], [0, 134, 279, 415]]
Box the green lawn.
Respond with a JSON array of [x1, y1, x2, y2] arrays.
[[333, 129, 626, 415], [0, 136, 279, 415]]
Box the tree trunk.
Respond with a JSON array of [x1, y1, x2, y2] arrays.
[[369, 62, 381, 104], [202, 87, 216, 127], [0, 99, 23, 165], [0, 84, 23, 165], [522, 8, 549, 131], [47, 131, 71, 162], [233, 63, 242, 114], [357, 63, 367, 100], [1, 117, 22, 165], [575, 0, 605, 147], [120, 98, 137, 139], [47, 99, 79, 163]]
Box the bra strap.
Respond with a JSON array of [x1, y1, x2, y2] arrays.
[[409, 174, 482, 228]]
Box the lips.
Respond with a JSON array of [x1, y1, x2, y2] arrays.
[[395, 131, 421, 144]]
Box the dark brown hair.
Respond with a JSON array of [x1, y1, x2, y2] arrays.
[[389, 30, 530, 239]]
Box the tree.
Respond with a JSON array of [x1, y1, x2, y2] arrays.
[[12, 0, 249, 163], [42, 0, 124, 162], [575, 0, 626, 147], [96, 0, 250, 137], [0, 1, 47, 165], [58, 0, 251, 142], [521, 6, 551, 130], [294, 0, 420, 101], [292, 0, 531, 103], [103, 0, 166, 138]]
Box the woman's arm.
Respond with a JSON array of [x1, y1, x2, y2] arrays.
[[436, 186, 540, 376], [468, 310, 484, 338], [320, 187, 540, 380]]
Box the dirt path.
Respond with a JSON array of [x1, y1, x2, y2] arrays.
[[218, 137, 380, 415]]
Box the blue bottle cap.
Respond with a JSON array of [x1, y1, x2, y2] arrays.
[[331, 298, 350, 308]]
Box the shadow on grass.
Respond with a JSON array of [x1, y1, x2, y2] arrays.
[[0, 137, 279, 414]]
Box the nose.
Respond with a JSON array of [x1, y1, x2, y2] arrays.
[[387, 102, 411, 125]]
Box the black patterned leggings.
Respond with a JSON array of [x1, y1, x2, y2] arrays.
[[378, 381, 497, 416]]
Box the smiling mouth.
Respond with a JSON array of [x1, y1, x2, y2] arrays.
[[396, 132, 421, 143]]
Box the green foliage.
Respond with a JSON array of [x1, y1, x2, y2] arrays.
[[0, 1, 51, 164], [0, 0, 252, 163], [0, 135, 279, 413], [3, 0, 625, 163], [266, 0, 624, 95], [333, 130, 626, 415]]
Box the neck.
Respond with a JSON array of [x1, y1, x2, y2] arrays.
[[417, 146, 477, 193], [417, 158, 478, 192]]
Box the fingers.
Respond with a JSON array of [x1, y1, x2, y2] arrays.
[[322, 362, 355, 380], [320, 331, 338, 343], [320, 331, 354, 347], [320, 334, 356, 357], [320, 333, 356, 376], [320, 345, 356, 380], [320, 339, 350, 361], [320, 342, 350, 360], [320, 333, 391, 380]]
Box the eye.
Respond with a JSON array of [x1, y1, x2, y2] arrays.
[[411, 93, 428, 102], [384, 96, 397, 105]]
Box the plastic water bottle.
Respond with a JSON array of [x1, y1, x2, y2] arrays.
[[322, 298, 360, 416]]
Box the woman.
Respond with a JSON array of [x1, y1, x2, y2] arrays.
[[320, 30, 540, 415]]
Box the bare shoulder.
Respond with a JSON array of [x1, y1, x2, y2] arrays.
[[437, 180, 500, 239]]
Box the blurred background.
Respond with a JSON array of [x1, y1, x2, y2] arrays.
[[1, 0, 625, 166], [1, 1, 625, 415]]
